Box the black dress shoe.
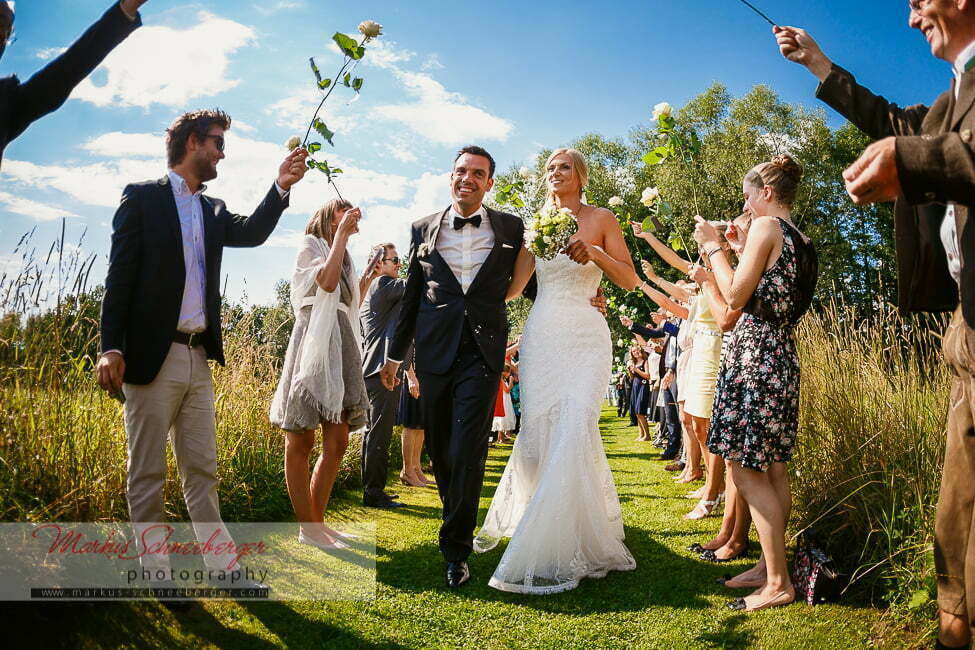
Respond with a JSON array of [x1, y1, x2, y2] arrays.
[[363, 495, 406, 508], [445, 561, 470, 588]]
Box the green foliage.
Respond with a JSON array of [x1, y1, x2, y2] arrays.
[[332, 32, 365, 60]]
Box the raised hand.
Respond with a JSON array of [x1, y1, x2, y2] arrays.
[[120, 0, 149, 20], [336, 206, 362, 239], [693, 216, 721, 249], [651, 312, 665, 326], [690, 264, 714, 286], [276, 148, 309, 191], [842, 137, 900, 205], [619, 315, 633, 328], [631, 221, 645, 237], [773, 26, 832, 81], [640, 259, 657, 280]]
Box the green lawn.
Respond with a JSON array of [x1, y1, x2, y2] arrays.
[[6, 406, 922, 649]]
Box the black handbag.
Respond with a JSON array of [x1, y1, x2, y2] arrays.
[[791, 530, 842, 605]]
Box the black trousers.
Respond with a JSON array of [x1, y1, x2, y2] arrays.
[[362, 374, 400, 500], [617, 387, 629, 417], [417, 321, 501, 562], [660, 385, 681, 457]]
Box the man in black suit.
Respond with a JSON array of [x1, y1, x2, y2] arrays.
[[0, 1, 146, 165], [359, 242, 409, 509], [95, 109, 308, 586], [379, 145, 604, 588]]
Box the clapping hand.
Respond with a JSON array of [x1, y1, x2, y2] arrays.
[[619, 315, 634, 328], [842, 137, 901, 205], [276, 148, 309, 191]]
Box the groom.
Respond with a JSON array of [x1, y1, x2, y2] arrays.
[[381, 145, 603, 588]]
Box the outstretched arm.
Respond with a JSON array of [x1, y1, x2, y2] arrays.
[[640, 259, 690, 302], [638, 282, 689, 320], [631, 222, 692, 275]]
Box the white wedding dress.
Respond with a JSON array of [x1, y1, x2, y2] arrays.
[[473, 253, 636, 594]]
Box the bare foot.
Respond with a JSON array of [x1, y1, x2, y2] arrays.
[[738, 585, 795, 611], [724, 560, 767, 589], [676, 472, 703, 484], [712, 539, 748, 561]]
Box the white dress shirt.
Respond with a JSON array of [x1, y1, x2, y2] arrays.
[[169, 170, 209, 334], [436, 205, 494, 293], [940, 40, 975, 286]]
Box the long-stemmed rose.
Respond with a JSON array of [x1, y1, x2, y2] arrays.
[[285, 20, 383, 200]]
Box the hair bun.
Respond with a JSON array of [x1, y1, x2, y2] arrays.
[[771, 153, 802, 183]]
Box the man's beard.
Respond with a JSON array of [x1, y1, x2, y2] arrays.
[[194, 156, 218, 183]]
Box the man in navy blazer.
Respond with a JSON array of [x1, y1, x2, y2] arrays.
[[95, 109, 308, 589], [0, 1, 145, 165]]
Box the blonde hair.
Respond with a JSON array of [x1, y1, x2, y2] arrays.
[[745, 153, 803, 207], [544, 148, 589, 208], [305, 198, 353, 246]]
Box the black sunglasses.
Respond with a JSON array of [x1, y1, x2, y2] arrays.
[[202, 134, 225, 152], [383, 256, 400, 264]]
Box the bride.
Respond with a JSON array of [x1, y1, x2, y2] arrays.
[[473, 148, 642, 593]]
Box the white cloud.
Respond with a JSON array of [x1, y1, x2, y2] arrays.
[[71, 12, 255, 108], [371, 70, 513, 145], [82, 132, 163, 158], [0, 191, 79, 222], [252, 0, 304, 15], [35, 46, 66, 60], [422, 54, 444, 71], [265, 85, 360, 135], [365, 40, 416, 70]]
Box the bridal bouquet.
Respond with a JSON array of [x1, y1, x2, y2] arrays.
[[524, 205, 577, 260]]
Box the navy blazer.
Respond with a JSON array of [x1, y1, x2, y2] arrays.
[[0, 3, 139, 165], [100, 176, 289, 384]]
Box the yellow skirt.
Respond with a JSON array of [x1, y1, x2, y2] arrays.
[[683, 331, 722, 419]]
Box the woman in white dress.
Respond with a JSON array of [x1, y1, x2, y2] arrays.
[[473, 148, 642, 594]]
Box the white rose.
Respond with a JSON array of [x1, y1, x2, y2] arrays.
[[358, 20, 383, 39], [608, 196, 624, 208], [518, 166, 533, 179], [543, 235, 552, 244], [640, 187, 660, 207], [558, 207, 573, 217], [652, 101, 673, 121], [285, 135, 301, 151]]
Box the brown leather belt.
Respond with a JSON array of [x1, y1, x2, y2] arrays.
[[173, 330, 206, 348]]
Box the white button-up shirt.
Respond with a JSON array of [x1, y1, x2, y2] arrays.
[[435, 205, 494, 293], [169, 170, 208, 333], [940, 40, 975, 286]]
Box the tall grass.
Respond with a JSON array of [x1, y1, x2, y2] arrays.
[[0, 229, 951, 613], [792, 301, 949, 611], [0, 228, 367, 524]]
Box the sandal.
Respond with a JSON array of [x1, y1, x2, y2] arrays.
[[687, 542, 704, 553], [684, 498, 719, 520], [726, 591, 794, 612], [700, 543, 749, 563]]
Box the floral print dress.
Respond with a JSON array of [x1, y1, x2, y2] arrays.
[[707, 218, 816, 472]]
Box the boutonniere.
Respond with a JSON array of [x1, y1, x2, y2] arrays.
[[417, 243, 430, 258]]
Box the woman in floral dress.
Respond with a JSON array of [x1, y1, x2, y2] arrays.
[[693, 153, 818, 613]]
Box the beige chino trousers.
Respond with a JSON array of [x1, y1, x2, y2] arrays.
[[123, 342, 229, 572]]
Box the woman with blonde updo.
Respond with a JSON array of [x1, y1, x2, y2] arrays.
[[694, 153, 818, 612]]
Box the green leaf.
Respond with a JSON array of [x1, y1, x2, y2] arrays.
[[352, 77, 363, 92], [330, 168, 343, 174], [332, 32, 365, 59], [306, 159, 316, 169], [658, 114, 675, 131], [343, 72, 352, 87], [668, 231, 684, 252], [907, 589, 931, 609], [309, 57, 321, 83], [657, 200, 673, 218], [318, 78, 332, 90], [307, 142, 322, 154], [641, 216, 656, 232], [642, 146, 671, 166], [312, 118, 335, 146]]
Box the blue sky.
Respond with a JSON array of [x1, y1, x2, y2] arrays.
[[0, 0, 950, 306]]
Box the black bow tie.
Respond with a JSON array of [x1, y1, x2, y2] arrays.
[[453, 214, 482, 230]]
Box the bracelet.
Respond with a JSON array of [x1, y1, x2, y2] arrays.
[[706, 247, 724, 258], [637, 281, 649, 293]]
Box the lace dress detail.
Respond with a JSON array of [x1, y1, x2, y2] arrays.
[[473, 254, 636, 594]]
